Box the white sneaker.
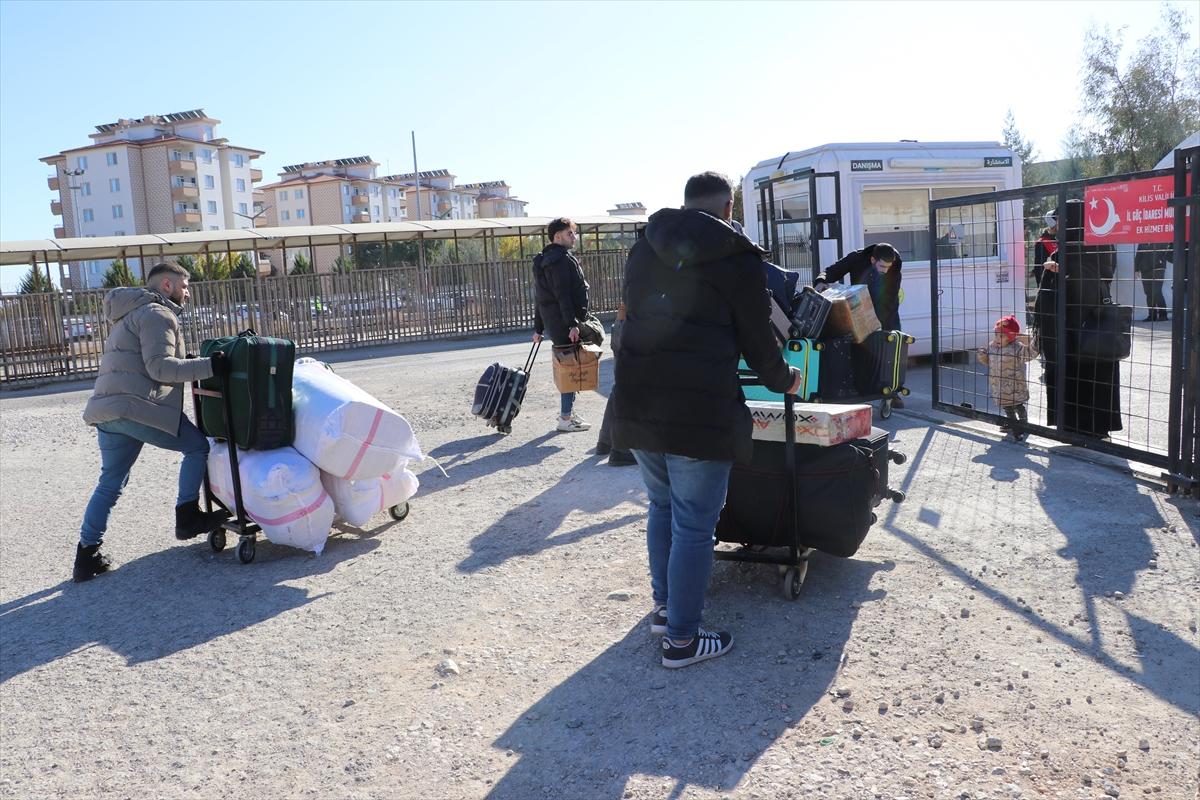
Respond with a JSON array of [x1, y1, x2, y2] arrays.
[[556, 415, 591, 433]]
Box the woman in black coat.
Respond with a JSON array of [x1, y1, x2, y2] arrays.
[[1032, 199, 1122, 436]]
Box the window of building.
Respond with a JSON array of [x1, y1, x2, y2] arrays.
[[114, 230, 125, 236], [109, 178, 120, 192], [278, 191, 288, 202], [238, 202, 248, 214], [342, 184, 350, 196], [75, 155, 88, 170], [371, 185, 379, 195], [201, 149, 213, 164], [204, 175, 215, 189], [860, 185, 997, 262], [373, 205, 380, 216], [106, 152, 118, 166], [81, 182, 91, 196], [82, 208, 94, 222], [344, 205, 352, 218], [206, 200, 217, 214], [209, 225, 218, 231], [294, 189, 304, 199], [112, 205, 123, 219], [296, 209, 305, 219], [236, 178, 246, 192], [390, 206, 398, 217], [205, 126, 215, 140], [89, 263, 97, 275], [281, 210, 290, 220], [232, 153, 244, 167]]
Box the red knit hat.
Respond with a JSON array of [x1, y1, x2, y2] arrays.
[[997, 315, 1020, 342]]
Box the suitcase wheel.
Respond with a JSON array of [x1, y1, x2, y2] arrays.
[[497, 424, 512, 435], [890, 450, 907, 465], [905, 335, 915, 344], [886, 333, 898, 343], [881, 386, 892, 397], [208, 528, 227, 553], [887, 488, 906, 504], [814, 342, 823, 351], [782, 564, 807, 600], [900, 387, 910, 396], [880, 400, 893, 420], [389, 502, 411, 521], [237, 537, 256, 564]]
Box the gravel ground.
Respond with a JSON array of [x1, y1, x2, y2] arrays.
[[1, 333, 1197, 800]]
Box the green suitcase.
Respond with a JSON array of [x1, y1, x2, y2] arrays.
[[199, 330, 295, 450]]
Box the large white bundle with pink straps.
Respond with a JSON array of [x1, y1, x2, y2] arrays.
[[291, 357, 423, 481], [321, 462, 420, 527], [206, 441, 336, 554]]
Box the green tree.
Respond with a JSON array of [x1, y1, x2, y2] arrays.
[[198, 254, 231, 281], [231, 253, 256, 279], [1078, 5, 1200, 173], [332, 255, 355, 274], [101, 259, 138, 288], [175, 254, 201, 281], [732, 178, 744, 226], [291, 253, 313, 275], [18, 264, 56, 294]]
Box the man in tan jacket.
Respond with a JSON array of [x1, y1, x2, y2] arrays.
[[75, 262, 231, 582]]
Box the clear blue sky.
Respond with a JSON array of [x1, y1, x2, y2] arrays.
[[0, 0, 1184, 289]]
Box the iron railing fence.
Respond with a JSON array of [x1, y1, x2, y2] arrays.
[[929, 147, 1199, 494], [0, 250, 627, 386]]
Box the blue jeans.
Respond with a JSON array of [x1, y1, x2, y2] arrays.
[[560, 392, 575, 417], [79, 414, 210, 546], [631, 450, 732, 640]]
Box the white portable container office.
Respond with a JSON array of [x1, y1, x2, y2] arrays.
[[743, 141, 1024, 356]]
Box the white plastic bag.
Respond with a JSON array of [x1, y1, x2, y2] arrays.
[[207, 441, 336, 554], [292, 358, 423, 480], [321, 459, 420, 528]]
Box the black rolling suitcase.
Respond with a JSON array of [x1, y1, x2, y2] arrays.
[[853, 330, 915, 398], [471, 340, 539, 434], [198, 330, 295, 450], [789, 286, 832, 339], [816, 334, 857, 401]]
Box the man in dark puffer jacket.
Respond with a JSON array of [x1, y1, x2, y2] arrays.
[[533, 217, 592, 433], [612, 172, 802, 669]]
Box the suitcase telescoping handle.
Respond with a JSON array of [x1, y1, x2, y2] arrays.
[[524, 338, 542, 374], [738, 373, 801, 552]]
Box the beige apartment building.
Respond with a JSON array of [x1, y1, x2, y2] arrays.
[[607, 202, 647, 216], [41, 109, 264, 289], [383, 170, 527, 221]]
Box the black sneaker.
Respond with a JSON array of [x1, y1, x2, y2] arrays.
[[661, 628, 733, 669], [175, 501, 230, 540], [73, 543, 111, 583], [649, 605, 667, 635]]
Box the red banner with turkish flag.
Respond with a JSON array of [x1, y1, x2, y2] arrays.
[[1083, 176, 1186, 245]]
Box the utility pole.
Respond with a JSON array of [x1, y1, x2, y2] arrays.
[[411, 131, 421, 221], [61, 165, 86, 291]]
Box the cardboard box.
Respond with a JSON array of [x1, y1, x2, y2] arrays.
[[823, 284, 881, 343], [552, 344, 602, 393], [747, 400, 872, 446]]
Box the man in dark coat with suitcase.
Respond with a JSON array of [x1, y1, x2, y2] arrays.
[[612, 172, 803, 669], [532, 217, 594, 433], [74, 262, 232, 582], [814, 242, 904, 406]]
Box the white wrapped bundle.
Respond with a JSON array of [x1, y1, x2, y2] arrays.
[[207, 441, 336, 554], [321, 460, 420, 527], [292, 357, 423, 480]]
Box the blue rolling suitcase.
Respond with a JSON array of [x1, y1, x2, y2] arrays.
[[740, 339, 820, 402]]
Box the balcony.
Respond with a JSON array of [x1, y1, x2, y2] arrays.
[[253, 216, 268, 227], [250, 168, 262, 182], [351, 211, 371, 223], [351, 194, 369, 207], [48, 176, 59, 191], [172, 185, 199, 201], [54, 226, 66, 238], [174, 210, 202, 225], [168, 158, 197, 175], [50, 200, 63, 216]]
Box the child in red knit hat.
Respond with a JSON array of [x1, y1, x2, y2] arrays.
[[977, 314, 1039, 442]]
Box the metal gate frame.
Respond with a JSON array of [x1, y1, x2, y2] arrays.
[[756, 168, 843, 280], [928, 146, 1199, 494]]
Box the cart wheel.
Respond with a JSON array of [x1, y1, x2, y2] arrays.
[[237, 538, 256, 564], [389, 501, 410, 521], [871, 512, 879, 525], [208, 528, 227, 552], [880, 400, 893, 420], [782, 564, 807, 600], [888, 489, 907, 504], [890, 450, 907, 465], [497, 424, 511, 435]]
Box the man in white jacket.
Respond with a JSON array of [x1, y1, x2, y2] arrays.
[[75, 262, 231, 582]]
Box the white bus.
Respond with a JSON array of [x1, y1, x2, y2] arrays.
[[743, 141, 1024, 356]]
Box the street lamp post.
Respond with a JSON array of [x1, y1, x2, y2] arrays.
[[61, 166, 86, 290]]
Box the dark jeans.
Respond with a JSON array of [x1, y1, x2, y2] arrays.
[[1139, 268, 1167, 314]]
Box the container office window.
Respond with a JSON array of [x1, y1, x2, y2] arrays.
[[106, 152, 118, 166], [861, 186, 995, 262]]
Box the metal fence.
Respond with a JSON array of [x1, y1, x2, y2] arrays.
[[0, 249, 628, 386], [929, 146, 1199, 494]]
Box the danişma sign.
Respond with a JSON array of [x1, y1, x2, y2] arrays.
[[850, 160, 883, 172]]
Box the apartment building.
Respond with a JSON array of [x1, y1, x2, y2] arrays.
[[383, 170, 527, 221], [41, 109, 264, 289], [607, 202, 647, 216]]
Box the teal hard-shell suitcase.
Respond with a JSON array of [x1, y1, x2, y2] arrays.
[[740, 339, 821, 402]]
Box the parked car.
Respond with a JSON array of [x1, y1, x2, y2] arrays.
[[63, 317, 93, 341]]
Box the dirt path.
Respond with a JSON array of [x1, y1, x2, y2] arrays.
[[2, 335, 1197, 800]]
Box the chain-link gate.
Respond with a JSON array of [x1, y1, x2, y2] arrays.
[[755, 168, 843, 281], [928, 146, 1199, 494]]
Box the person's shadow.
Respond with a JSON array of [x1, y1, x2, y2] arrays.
[[486, 555, 891, 799], [0, 529, 385, 685], [418, 433, 562, 500], [457, 452, 644, 574]]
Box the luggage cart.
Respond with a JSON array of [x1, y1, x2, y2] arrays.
[[191, 372, 410, 565], [715, 380, 905, 599]]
